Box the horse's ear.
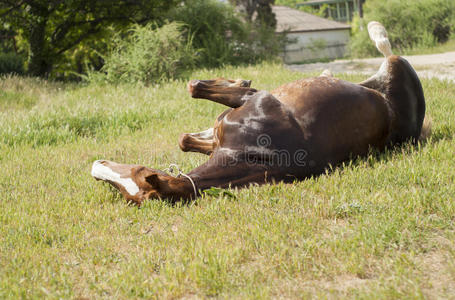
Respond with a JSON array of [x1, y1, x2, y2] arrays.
[[145, 173, 161, 188]]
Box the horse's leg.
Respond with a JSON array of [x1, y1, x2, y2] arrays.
[[188, 79, 257, 108], [359, 21, 393, 92], [195, 78, 252, 88], [179, 128, 214, 155], [178, 108, 232, 155], [188, 159, 282, 190], [359, 21, 426, 143]]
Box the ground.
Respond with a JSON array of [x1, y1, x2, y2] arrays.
[[288, 51, 455, 82], [0, 62, 454, 299]]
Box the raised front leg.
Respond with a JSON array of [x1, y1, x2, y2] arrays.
[[188, 78, 257, 108], [179, 128, 214, 155]]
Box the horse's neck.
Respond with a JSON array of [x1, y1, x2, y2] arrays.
[[188, 158, 272, 190]]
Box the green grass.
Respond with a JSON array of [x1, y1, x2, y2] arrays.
[[400, 39, 455, 56], [345, 39, 455, 61], [1, 64, 454, 299]]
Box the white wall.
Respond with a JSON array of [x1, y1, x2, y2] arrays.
[[282, 29, 350, 63]]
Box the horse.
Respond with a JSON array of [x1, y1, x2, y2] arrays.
[[91, 21, 428, 205]]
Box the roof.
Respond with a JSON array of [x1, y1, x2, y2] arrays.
[[273, 5, 351, 33]]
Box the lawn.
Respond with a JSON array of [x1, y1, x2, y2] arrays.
[[401, 39, 455, 56], [0, 63, 454, 299]]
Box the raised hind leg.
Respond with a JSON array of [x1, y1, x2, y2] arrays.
[[188, 78, 257, 108], [359, 21, 394, 92], [359, 21, 426, 144]]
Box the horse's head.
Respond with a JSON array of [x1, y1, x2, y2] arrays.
[[91, 160, 194, 205]]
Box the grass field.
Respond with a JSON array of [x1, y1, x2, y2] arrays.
[[1, 63, 454, 299], [401, 39, 455, 56]]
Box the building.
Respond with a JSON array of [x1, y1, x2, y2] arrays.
[[273, 6, 351, 63], [297, 0, 365, 23]]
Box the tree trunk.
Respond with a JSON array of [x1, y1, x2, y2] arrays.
[[359, 0, 364, 18], [28, 15, 52, 77]]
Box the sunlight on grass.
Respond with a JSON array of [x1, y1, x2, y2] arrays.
[[0, 63, 454, 298], [402, 39, 455, 56]]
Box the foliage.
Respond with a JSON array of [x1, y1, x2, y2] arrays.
[[169, 0, 283, 68], [0, 26, 18, 53], [274, 0, 301, 7], [274, 0, 326, 15], [349, 0, 455, 57], [0, 0, 179, 77], [1, 65, 455, 298], [86, 0, 285, 83], [229, 0, 277, 28], [168, 0, 247, 67], [0, 52, 24, 75], [86, 23, 196, 85], [0, 0, 284, 80]]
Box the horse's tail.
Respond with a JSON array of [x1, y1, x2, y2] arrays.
[[368, 21, 393, 58], [419, 116, 432, 142]]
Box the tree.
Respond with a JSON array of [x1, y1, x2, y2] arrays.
[[229, 0, 276, 29], [0, 0, 178, 77]]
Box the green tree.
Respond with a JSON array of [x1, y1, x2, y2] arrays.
[[0, 0, 178, 77], [274, 0, 301, 8], [229, 0, 277, 28]]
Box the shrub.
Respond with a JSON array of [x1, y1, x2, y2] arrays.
[[168, 0, 284, 67], [349, 0, 455, 57], [88, 22, 196, 84], [85, 1, 285, 84], [168, 0, 247, 67], [0, 52, 25, 75]]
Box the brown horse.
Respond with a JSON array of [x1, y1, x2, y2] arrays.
[[91, 22, 428, 205]]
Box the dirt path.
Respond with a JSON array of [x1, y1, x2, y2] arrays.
[[287, 51, 455, 82]]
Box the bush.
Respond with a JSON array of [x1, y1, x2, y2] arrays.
[[349, 0, 455, 57], [168, 0, 247, 67], [88, 22, 196, 84], [85, 1, 285, 84], [0, 52, 25, 75], [168, 0, 284, 67]]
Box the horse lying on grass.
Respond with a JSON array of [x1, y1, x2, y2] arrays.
[[92, 21, 429, 205]]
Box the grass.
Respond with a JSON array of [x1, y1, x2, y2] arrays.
[[0, 63, 454, 298], [400, 39, 455, 56]]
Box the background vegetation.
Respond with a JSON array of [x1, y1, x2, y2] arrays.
[[0, 0, 282, 81], [349, 0, 455, 57], [86, 23, 195, 85], [1, 64, 454, 298], [0, 0, 180, 77]]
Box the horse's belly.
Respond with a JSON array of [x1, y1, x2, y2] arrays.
[[275, 78, 392, 165]]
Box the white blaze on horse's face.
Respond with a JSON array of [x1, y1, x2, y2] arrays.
[[91, 160, 139, 196]]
